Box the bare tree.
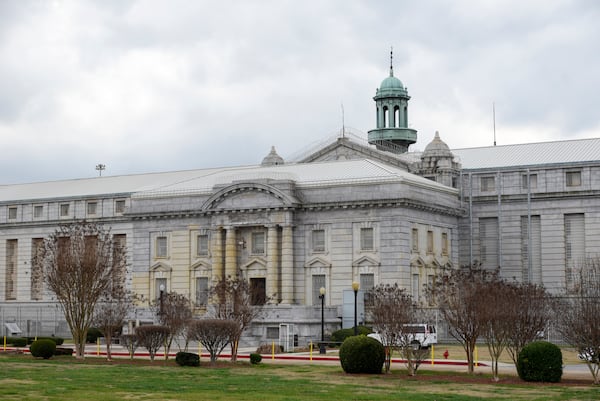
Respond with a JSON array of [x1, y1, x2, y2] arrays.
[[367, 283, 431, 375], [557, 257, 600, 384], [479, 278, 513, 381], [504, 282, 552, 368], [209, 275, 265, 362], [368, 284, 409, 373], [93, 292, 132, 361], [188, 319, 238, 363], [152, 291, 193, 357], [136, 325, 169, 361], [120, 334, 139, 359], [33, 221, 127, 359], [428, 264, 496, 374]]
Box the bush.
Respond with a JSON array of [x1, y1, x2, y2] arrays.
[[30, 339, 56, 359], [54, 347, 74, 356], [331, 326, 371, 343], [517, 341, 563, 383], [175, 351, 200, 367], [86, 328, 103, 343], [339, 335, 385, 374], [250, 353, 262, 364], [8, 337, 27, 347]]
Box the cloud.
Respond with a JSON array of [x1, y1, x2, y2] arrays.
[[0, 0, 598, 183]]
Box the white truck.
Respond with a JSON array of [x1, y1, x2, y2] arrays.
[[368, 324, 437, 348]]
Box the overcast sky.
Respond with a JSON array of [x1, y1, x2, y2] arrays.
[[1, 0, 598, 184]]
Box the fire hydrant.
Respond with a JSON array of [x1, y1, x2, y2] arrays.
[[443, 349, 449, 359]]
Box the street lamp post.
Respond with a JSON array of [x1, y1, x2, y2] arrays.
[[352, 281, 359, 336], [159, 284, 165, 320], [319, 287, 326, 354]]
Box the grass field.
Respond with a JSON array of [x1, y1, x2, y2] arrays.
[[0, 354, 597, 401]]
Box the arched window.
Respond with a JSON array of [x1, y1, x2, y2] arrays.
[[383, 106, 389, 128], [394, 106, 400, 128]]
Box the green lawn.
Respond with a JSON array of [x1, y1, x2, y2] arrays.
[[0, 355, 597, 401]]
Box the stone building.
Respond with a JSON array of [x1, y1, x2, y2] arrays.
[[1, 61, 599, 345]]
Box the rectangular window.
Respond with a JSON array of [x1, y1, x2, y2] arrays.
[[34, 205, 44, 218], [115, 199, 126, 214], [566, 171, 581, 187], [564, 213, 585, 289], [31, 238, 44, 300], [251, 231, 265, 254], [266, 326, 279, 339], [197, 234, 209, 256], [250, 277, 266, 305], [427, 230, 434, 253], [87, 201, 97, 216], [8, 207, 17, 220], [156, 236, 168, 258], [412, 274, 419, 300], [521, 216, 541, 284], [112, 234, 127, 283], [441, 232, 449, 255], [360, 273, 375, 309], [522, 173, 538, 189], [411, 228, 419, 251], [479, 217, 499, 269], [312, 229, 325, 252], [312, 274, 326, 305], [480, 176, 496, 192], [6, 239, 18, 300], [360, 227, 374, 251], [60, 204, 70, 217], [195, 277, 209, 306]]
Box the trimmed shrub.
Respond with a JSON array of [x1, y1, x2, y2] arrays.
[[175, 351, 200, 367], [517, 341, 563, 383], [86, 328, 103, 343], [331, 326, 371, 343], [54, 347, 74, 356], [339, 335, 385, 374], [8, 337, 27, 347], [30, 339, 56, 359], [250, 353, 262, 364]]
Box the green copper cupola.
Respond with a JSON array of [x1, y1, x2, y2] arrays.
[[367, 50, 417, 153]]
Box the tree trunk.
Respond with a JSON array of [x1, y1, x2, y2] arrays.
[[105, 333, 112, 361], [230, 341, 238, 362], [466, 345, 475, 374], [383, 347, 391, 373]]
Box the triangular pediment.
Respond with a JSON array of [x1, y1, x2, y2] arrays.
[[352, 255, 380, 267], [190, 260, 211, 271], [150, 261, 172, 272], [297, 136, 409, 170], [305, 256, 332, 269], [242, 257, 267, 271]]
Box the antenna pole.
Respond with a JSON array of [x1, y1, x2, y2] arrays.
[[493, 102, 496, 146], [341, 103, 345, 138]]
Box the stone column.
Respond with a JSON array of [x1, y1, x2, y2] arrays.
[[224, 227, 237, 278], [211, 227, 223, 282], [266, 225, 279, 302], [280, 225, 294, 304]]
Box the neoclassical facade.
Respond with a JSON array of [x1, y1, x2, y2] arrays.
[[1, 63, 599, 345]]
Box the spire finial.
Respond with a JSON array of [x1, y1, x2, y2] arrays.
[[389, 46, 394, 77]]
